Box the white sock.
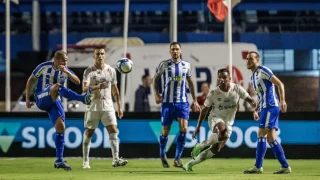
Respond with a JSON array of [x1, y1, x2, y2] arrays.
[[109, 133, 119, 161], [188, 148, 215, 167], [83, 135, 92, 162], [199, 133, 219, 149]]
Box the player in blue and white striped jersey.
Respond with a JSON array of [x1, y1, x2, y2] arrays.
[[153, 42, 201, 168], [25, 50, 92, 171], [244, 51, 292, 174]]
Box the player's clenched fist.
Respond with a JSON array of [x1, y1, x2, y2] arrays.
[[26, 100, 34, 108]]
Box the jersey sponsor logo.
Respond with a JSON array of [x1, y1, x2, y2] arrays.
[[218, 104, 236, 110], [168, 76, 184, 81], [255, 86, 263, 94]]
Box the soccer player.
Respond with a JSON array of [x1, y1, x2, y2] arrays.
[[243, 51, 292, 174], [182, 68, 257, 172], [153, 42, 201, 168], [82, 48, 128, 169], [25, 50, 92, 171]]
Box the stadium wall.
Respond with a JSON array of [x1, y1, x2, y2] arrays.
[[0, 112, 319, 159], [2, 33, 320, 59]]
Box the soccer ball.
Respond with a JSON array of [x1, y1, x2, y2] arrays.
[[116, 58, 133, 74]]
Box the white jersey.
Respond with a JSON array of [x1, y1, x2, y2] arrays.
[[204, 83, 249, 126], [83, 63, 117, 111]]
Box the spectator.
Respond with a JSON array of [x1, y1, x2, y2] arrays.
[[134, 75, 152, 112], [191, 82, 210, 111]]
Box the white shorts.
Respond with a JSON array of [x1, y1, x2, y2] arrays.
[[208, 117, 233, 137], [84, 111, 117, 129]]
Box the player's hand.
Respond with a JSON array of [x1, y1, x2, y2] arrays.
[[155, 94, 162, 104], [97, 83, 108, 89], [26, 100, 34, 108], [192, 126, 200, 140], [280, 100, 287, 113], [253, 111, 259, 121], [192, 101, 201, 112], [58, 65, 69, 73], [250, 101, 257, 109], [117, 108, 123, 119]]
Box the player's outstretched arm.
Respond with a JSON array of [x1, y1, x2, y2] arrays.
[[153, 74, 162, 104], [58, 65, 80, 85], [270, 76, 287, 113], [187, 77, 200, 112], [25, 75, 37, 108], [112, 84, 123, 119], [192, 106, 210, 139], [244, 96, 257, 109]]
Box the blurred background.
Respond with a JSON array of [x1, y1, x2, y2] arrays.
[[0, 0, 319, 159]]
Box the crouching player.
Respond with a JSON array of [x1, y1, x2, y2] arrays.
[[182, 68, 256, 172]]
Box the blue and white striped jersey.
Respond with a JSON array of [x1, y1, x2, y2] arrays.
[[32, 61, 72, 93], [250, 65, 279, 110], [156, 59, 192, 103]]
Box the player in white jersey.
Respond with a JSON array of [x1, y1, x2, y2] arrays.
[[182, 68, 257, 172], [82, 48, 128, 169], [153, 42, 201, 168], [244, 51, 291, 174]]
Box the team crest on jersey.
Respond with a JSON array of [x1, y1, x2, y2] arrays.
[[106, 68, 112, 73], [218, 105, 223, 110]]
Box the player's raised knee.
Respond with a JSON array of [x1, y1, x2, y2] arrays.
[[50, 83, 62, 92], [85, 129, 95, 137], [218, 129, 228, 141]]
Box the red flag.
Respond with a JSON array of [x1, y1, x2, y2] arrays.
[[207, 0, 241, 22]]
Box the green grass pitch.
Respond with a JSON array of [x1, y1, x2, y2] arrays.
[[0, 158, 319, 180]]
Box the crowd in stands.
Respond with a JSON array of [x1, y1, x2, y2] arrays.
[[1, 10, 320, 34]]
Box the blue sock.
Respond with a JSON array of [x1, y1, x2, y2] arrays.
[[269, 140, 289, 168], [175, 132, 186, 160], [58, 86, 84, 103], [55, 132, 65, 162], [160, 134, 168, 158], [255, 137, 267, 168]]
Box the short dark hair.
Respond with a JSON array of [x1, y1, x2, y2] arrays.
[[93, 48, 105, 53], [218, 68, 230, 75], [248, 51, 260, 59], [170, 42, 181, 48], [142, 74, 149, 81], [54, 50, 67, 60]]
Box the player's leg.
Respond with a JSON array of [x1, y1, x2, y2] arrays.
[[102, 111, 128, 167], [184, 140, 228, 172], [159, 103, 174, 168], [50, 83, 92, 104], [82, 111, 100, 169], [173, 117, 187, 167], [192, 118, 227, 158], [172, 102, 190, 168], [184, 122, 230, 172], [49, 100, 71, 171], [244, 108, 273, 174], [265, 109, 291, 174]]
